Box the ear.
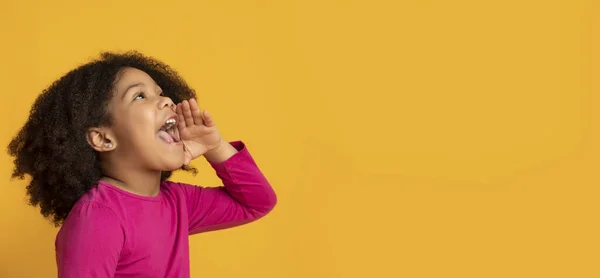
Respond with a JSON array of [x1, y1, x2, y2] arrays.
[[86, 127, 117, 152]]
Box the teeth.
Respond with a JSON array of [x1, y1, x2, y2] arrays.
[[162, 118, 177, 131]]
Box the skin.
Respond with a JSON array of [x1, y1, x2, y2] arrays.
[[85, 67, 238, 196]]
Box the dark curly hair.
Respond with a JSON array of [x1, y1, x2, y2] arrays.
[[7, 51, 197, 226]]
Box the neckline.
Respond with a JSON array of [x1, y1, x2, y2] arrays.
[[98, 180, 162, 202]]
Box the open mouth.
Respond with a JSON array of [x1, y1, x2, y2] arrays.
[[157, 117, 181, 144]]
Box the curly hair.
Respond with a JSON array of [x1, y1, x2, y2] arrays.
[[7, 51, 197, 226]]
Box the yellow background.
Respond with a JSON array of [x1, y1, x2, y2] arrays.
[[0, 0, 598, 277]]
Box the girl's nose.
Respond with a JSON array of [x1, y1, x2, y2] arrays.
[[160, 98, 175, 109]]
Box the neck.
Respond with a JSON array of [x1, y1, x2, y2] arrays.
[[100, 157, 162, 197]]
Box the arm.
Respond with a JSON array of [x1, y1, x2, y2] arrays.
[[178, 141, 277, 234], [55, 202, 123, 278]]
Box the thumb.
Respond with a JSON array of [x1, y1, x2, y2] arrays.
[[183, 142, 193, 165]]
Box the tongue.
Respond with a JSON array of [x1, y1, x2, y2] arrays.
[[157, 130, 174, 143]]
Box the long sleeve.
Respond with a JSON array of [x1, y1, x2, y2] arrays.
[[178, 141, 277, 234], [55, 201, 123, 278]]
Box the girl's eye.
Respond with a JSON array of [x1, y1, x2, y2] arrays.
[[159, 91, 165, 97], [134, 93, 145, 100]]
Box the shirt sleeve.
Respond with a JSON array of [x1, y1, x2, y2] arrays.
[[176, 141, 277, 234], [55, 201, 123, 278]]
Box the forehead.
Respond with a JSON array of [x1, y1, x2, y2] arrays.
[[113, 67, 158, 91]]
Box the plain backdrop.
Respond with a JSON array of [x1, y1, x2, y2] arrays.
[[0, 0, 598, 277]]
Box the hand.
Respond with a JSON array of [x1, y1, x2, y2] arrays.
[[176, 98, 225, 165]]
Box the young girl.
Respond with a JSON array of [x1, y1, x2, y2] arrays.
[[7, 51, 277, 277]]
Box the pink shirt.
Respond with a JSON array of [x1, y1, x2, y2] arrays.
[[55, 141, 277, 278]]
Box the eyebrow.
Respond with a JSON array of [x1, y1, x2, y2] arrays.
[[121, 82, 145, 100]]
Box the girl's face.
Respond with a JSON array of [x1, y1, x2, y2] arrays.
[[105, 67, 185, 171]]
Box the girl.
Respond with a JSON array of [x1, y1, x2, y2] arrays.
[[7, 51, 277, 277]]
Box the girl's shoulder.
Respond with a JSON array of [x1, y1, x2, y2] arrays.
[[67, 183, 122, 219]]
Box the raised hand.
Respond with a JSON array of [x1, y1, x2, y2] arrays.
[[176, 98, 225, 165]]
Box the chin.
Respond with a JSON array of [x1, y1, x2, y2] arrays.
[[156, 153, 186, 171], [162, 165, 182, 172], [163, 159, 186, 171]]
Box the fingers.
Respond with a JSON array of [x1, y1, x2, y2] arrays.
[[189, 99, 204, 125], [177, 98, 212, 127], [176, 103, 186, 131], [181, 100, 195, 127], [203, 110, 215, 127]]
